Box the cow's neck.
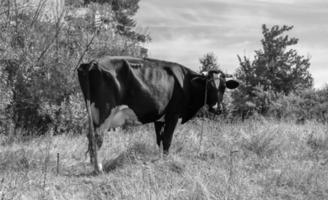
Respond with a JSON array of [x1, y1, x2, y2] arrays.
[[181, 77, 207, 124]]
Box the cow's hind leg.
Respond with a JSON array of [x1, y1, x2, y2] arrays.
[[162, 115, 179, 155], [95, 130, 104, 149], [86, 100, 102, 174], [86, 128, 102, 174]]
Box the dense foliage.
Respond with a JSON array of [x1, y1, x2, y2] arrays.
[[269, 86, 328, 123], [0, 1, 148, 136]]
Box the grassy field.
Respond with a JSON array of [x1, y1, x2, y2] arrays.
[[0, 118, 328, 200]]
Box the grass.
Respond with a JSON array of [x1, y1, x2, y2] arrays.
[[1, 119, 328, 200]]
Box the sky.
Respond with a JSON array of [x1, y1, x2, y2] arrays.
[[135, 0, 328, 88]]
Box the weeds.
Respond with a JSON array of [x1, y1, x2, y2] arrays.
[[240, 125, 282, 159], [306, 131, 328, 163]]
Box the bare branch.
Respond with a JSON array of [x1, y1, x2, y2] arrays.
[[30, 0, 48, 27], [74, 31, 98, 71], [36, 8, 67, 63]]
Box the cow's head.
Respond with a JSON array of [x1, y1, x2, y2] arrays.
[[203, 70, 239, 114]]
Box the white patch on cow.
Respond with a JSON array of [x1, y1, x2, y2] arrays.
[[214, 73, 224, 89], [99, 105, 141, 132], [90, 102, 100, 125]]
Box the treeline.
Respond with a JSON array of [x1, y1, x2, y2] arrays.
[[0, 0, 149, 136], [199, 25, 327, 123]]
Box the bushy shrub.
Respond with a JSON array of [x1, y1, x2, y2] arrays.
[[230, 83, 328, 123], [269, 87, 328, 123], [230, 84, 278, 120], [53, 93, 88, 135]]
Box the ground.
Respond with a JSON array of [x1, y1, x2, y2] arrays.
[[0, 118, 328, 200]]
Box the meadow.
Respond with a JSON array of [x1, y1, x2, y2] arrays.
[[1, 118, 328, 200]]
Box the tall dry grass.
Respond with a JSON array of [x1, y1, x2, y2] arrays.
[[1, 119, 328, 199]]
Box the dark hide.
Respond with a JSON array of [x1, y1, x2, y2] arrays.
[[78, 56, 239, 158]]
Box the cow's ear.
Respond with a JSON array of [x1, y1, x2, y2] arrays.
[[226, 80, 239, 89]]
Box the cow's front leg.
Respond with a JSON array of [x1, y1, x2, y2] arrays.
[[162, 115, 179, 155], [154, 121, 165, 159], [154, 122, 164, 147]]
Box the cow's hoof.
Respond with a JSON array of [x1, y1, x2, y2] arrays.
[[163, 150, 169, 157], [91, 162, 104, 175]]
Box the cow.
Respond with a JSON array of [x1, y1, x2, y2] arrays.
[[77, 56, 239, 173]]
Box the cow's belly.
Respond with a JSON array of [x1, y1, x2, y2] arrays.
[[98, 105, 142, 132], [90, 99, 168, 129], [125, 96, 170, 124]]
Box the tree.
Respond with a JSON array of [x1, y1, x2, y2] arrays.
[[199, 52, 220, 73], [83, 0, 149, 42], [231, 25, 313, 118], [251, 25, 312, 94]]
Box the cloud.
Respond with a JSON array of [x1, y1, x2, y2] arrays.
[[295, 46, 328, 88], [136, 0, 328, 88], [254, 0, 296, 4]]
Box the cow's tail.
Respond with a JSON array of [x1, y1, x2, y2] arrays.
[[78, 63, 92, 158]]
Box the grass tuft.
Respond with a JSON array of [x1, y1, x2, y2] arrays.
[[240, 125, 282, 158]]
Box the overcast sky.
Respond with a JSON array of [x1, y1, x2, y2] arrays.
[[135, 0, 328, 88]]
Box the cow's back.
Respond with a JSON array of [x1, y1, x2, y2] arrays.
[[94, 56, 184, 123]]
